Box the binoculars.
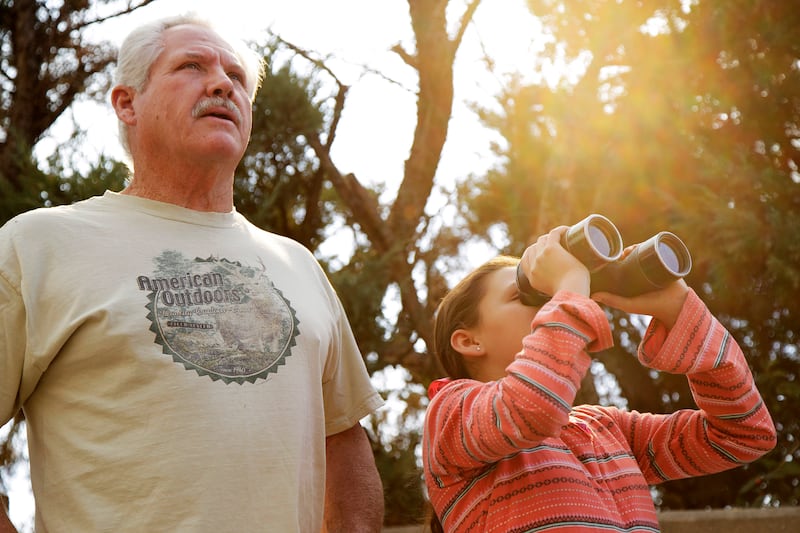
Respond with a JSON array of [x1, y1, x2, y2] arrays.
[[516, 214, 692, 307]]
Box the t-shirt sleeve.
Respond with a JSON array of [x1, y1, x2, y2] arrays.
[[0, 218, 43, 424], [0, 271, 27, 424], [318, 277, 383, 436]]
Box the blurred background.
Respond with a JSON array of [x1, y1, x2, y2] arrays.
[[1, 0, 798, 530]]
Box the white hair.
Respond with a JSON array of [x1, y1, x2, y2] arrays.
[[114, 13, 265, 158]]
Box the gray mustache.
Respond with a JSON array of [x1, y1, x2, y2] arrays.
[[192, 97, 243, 123]]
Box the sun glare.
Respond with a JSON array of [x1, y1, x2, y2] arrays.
[[464, 0, 589, 90]]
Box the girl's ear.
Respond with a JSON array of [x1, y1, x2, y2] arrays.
[[451, 328, 484, 359]]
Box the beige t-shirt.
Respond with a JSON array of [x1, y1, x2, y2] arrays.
[[0, 191, 383, 532]]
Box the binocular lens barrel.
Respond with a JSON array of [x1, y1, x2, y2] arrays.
[[562, 214, 623, 272], [515, 216, 692, 306], [655, 233, 691, 276], [591, 231, 691, 296]]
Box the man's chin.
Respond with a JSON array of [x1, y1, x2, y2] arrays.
[[194, 134, 247, 160]]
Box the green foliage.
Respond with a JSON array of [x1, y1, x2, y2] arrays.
[[462, 0, 800, 509], [327, 245, 394, 373], [236, 0, 800, 515], [0, 135, 129, 225], [235, 41, 331, 249], [0, 0, 152, 196], [0, 138, 50, 224], [3, 0, 799, 524], [374, 432, 428, 526], [365, 367, 430, 525]]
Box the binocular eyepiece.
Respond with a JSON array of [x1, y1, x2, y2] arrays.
[[516, 214, 692, 307]]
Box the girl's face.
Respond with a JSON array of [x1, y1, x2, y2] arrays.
[[467, 266, 540, 381]]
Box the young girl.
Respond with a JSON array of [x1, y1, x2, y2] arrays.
[[423, 226, 776, 532]]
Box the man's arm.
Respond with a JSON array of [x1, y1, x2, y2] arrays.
[[323, 423, 383, 533]]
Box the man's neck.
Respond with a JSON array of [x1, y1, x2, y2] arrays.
[[122, 167, 235, 213]]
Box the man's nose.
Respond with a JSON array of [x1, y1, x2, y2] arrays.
[[207, 66, 234, 97]]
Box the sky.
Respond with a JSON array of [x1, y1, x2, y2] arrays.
[[38, 0, 548, 206], [7, 0, 546, 529]]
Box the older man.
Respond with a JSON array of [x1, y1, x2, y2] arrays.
[[0, 13, 384, 533]]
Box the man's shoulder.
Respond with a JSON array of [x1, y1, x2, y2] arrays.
[[238, 215, 317, 257], [2, 196, 104, 232]]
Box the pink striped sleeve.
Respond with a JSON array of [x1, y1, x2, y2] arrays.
[[425, 291, 613, 477], [616, 289, 777, 483]]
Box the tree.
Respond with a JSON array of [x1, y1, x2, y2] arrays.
[[462, 0, 800, 508], [4, 0, 797, 525], [234, 1, 486, 523], [307, 0, 485, 387], [235, 39, 329, 250], [0, 0, 157, 223]]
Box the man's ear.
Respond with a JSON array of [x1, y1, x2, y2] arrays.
[[111, 85, 137, 125], [450, 328, 484, 359]]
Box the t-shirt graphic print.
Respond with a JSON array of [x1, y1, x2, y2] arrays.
[[136, 251, 300, 384]]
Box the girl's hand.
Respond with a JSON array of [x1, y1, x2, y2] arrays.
[[592, 278, 689, 330], [519, 226, 591, 298]]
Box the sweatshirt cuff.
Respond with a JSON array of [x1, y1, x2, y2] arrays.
[[534, 291, 614, 353], [639, 288, 715, 373]]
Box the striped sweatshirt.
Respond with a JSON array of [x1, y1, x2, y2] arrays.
[[423, 289, 777, 532]]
